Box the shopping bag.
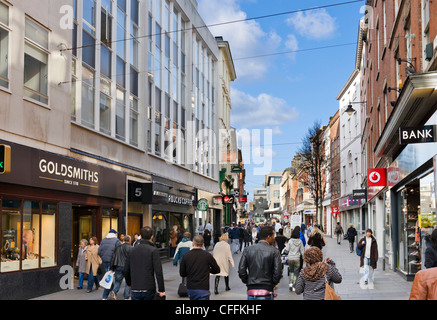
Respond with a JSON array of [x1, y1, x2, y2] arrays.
[[324, 275, 341, 300], [177, 277, 188, 297], [99, 270, 115, 289]]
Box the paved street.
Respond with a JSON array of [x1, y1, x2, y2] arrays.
[[33, 235, 412, 301]]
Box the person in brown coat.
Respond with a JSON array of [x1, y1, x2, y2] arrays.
[[85, 236, 102, 292], [409, 267, 437, 300], [357, 229, 378, 285]]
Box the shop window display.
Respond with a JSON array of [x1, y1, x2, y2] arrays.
[[102, 208, 119, 238], [1, 199, 57, 272], [152, 211, 168, 248]]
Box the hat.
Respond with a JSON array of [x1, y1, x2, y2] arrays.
[[109, 229, 118, 234]]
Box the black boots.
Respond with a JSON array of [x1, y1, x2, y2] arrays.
[[215, 276, 219, 294], [215, 276, 231, 294]]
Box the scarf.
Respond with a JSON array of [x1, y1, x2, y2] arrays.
[[302, 247, 329, 281]]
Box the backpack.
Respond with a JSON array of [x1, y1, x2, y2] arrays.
[[356, 239, 365, 256], [336, 225, 342, 233]]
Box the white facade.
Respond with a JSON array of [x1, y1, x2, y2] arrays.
[[322, 125, 332, 235]]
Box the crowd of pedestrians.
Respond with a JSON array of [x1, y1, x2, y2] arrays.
[[73, 219, 437, 301]]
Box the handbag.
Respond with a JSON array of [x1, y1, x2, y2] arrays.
[[177, 277, 188, 297], [324, 275, 341, 300], [99, 270, 115, 289]]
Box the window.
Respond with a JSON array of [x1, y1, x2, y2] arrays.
[[24, 18, 49, 104], [100, 77, 111, 135], [100, 44, 111, 78], [0, 1, 9, 88], [1, 199, 57, 273], [83, 0, 96, 36], [116, 88, 125, 140], [81, 65, 95, 128], [130, 95, 138, 146], [102, 208, 118, 239], [82, 30, 96, 68]]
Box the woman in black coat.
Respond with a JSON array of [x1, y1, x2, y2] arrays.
[[346, 224, 358, 253]]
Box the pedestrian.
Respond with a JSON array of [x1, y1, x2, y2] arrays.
[[295, 246, 342, 300], [335, 222, 344, 245], [424, 228, 437, 269], [213, 234, 235, 294], [132, 233, 141, 247], [85, 236, 101, 292], [274, 221, 282, 235], [409, 266, 437, 300], [238, 224, 245, 253], [357, 229, 379, 285], [109, 235, 132, 300], [173, 232, 193, 266], [124, 226, 166, 300], [179, 235, 220, 300], [170, 225, 178, 258], [346, 224, 358, 253], [251, 227, 258, 244], [275, 228, 287, 254], [243, 226, 252, 248], [238, 225, 282, 300], [300, 223, 306, 236], [203, 229, 212, 250], [283, 222, 292, 239], [98, 229, 121, 300], [76, 239, 88, 289], [308, 226, 326, 251], [230, 224, 240, 254], [294, 225, 306, 247], [285, 229, 305, 291], [306, 224, 313, 238]]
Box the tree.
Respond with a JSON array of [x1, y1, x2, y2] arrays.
[[297, 120, 326, 227]]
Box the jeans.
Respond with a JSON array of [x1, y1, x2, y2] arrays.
[[187, 289, 210, 300], [231, 239, 240, 253], [131, 290, 156, 300], [78, 272, 85, 288], [87, 265, 100, 291], [363, 257, 374, 283], [247, 294, 274, 300], [102, 262, 113, 299], [336, 233, 342, 244], [112, 268, 131, 299], [288, 259, 301, 288]]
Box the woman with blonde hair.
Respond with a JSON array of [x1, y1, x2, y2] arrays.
[[212, 233, 235, 294], [308, 226, 326, 251], [76, 239, 88, 289]]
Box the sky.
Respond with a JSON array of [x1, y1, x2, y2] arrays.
[[197, 0, 366, 201]]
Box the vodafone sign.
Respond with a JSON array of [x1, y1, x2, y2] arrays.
[[367, 168, 387, 187]]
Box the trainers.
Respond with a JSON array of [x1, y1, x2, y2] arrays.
[[110, 292, 117, 300], [409, 251, 419, 256]]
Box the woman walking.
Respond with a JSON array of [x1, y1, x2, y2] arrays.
[[285, 229, 305, 291], [213, 234, 235, 294], [85, 236, 102, 292], [357, 229, 379, 286], [295, 246, 342, 300], [76, 239, 88, 289]]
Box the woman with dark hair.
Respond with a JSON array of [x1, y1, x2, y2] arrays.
[[357, 229, 378, 285], [425, 228, 437, 269], [285, 228, 305, 291], [295, 246, 342, 300]]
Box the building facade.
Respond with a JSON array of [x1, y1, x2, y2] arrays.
[[0, 0, 225, 298]]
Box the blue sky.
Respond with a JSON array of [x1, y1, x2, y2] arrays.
[[198, 0, 366, 201]]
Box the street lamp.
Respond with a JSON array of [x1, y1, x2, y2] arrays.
[[345, 101, 367, 116]]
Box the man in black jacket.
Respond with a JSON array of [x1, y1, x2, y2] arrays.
[[124, 227, 165, 300], [179, 235, 220, 300], [109, 235, 132, 300], [238, 225, 282, 300]]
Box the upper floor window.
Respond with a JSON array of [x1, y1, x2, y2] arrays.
[[24, 17, 49, 105], [0, 1, 10, 89]]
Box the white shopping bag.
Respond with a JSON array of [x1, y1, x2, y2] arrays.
[[99, 270, 115, 289]]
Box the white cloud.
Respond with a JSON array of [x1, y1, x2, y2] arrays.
[[286, 9, 337, 40], [230, 88, 299, 129], [198, 0, 281, 80], [285, 34, 299, 59]]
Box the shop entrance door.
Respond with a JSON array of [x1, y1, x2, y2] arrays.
[[72, 206, 98, 267]]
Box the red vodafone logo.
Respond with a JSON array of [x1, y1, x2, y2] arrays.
[[367, 168, 387, 187]]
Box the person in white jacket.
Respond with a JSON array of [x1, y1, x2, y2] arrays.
[[285, 229, 305, 291]]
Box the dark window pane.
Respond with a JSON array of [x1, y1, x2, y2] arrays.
[[82, 30, 95, 68], [101, 45, 111, 78]]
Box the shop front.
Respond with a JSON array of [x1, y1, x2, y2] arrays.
[[374, 73, 437, 280], [196, 189, 223, 244], [0, 140, 126, 299], [127, 176, 196, 259]]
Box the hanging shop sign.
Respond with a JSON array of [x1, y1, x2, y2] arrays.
[[399, 125, 437, 144], [197, 198, 209, 211], [239, 195, 248, 203], [332, 207, 339, 218], [367, 168, 387, 187], [0, 144, 11, 174], [222, 195, 234, 205], [353, 189, 367, 200]]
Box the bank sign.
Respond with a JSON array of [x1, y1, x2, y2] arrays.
[[399, 125, 436, 144]]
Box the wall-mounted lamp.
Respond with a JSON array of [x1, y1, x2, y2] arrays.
[[345, 101, 367, 116], [397, 57, 417, 74]]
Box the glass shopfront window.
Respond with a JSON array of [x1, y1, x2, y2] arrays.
[[102, 208, 119, 238], [1, 199, 57, 273], [152, 211, 168, 248]]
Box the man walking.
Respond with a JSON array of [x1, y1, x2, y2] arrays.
[[99, 229, 121, 300], [109, 235, 132, 300], [124, 226, 165, 300], [238, 225, 282, 300], [335, 222, 344, 245], [179, 235, 220, 300]]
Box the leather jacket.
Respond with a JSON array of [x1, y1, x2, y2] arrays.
[[111, 243, 132, 270], [238, 241, 282, 291]]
